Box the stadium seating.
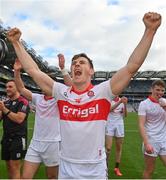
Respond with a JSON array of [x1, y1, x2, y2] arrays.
[[0, 24, 166, 111]]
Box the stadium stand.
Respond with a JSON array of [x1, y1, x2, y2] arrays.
[[0, 24, 166, 112]]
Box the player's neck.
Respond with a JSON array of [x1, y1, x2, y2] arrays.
[[72, 82, 93, 93], [44, 95, 53, 100], [10, 92, 20, 101], [149, 95, 159, 102]]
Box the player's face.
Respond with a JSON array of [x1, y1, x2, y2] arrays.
[[71, 57, 94, 85], [151, 85, 165, 100], [6, 81, 17, 98]]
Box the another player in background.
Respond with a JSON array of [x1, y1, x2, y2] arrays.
[[0, 80, 30, 179], [58, 53, 73, 86], [14, 58, 72, 179], [105, 96, 128, 176], [138, 80, 166, 179], [7, 12, 161, 179]]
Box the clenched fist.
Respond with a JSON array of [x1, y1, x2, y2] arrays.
[[7, 27, 22, 43], [143, 12, 161, 31]]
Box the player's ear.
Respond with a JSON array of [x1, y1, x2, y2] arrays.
[[90, 68, 94, 76]]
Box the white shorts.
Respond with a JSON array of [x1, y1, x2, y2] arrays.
[[25, 139, 60, 166], [143, 141, 166, 157], [58, 159, 107, 179], [106, 123, 124, 137]]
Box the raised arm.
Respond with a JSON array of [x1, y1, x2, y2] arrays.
[[111, 97, 128, 117], [14, 59, 32, 101], [111, 99, 122, 111], [111, 12, 161, 95], [7, 28, 54, 96], [58, 54, 72, 86]]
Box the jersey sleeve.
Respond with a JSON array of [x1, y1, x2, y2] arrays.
[[138, 101, 146, 116], [52, 82, 66, 99], [32, 93, 41, 106], [96, 80, 115, 102], [18, 97, 30, 114]]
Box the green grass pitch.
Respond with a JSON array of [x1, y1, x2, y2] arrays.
[[0, 112, 165, 179]]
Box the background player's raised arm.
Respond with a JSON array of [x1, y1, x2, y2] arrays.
[[58, 54, 72, 86], [14, 59, 32, 101]]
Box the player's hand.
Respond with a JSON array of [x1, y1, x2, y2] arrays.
[[143, 12, 161, 31], [7, 27, 22, 43], [14, 58, 22, 71], [58, 54, 65, 70], [159, 98, 166, 107], [159, 98, 166, 111], [145, 143, 154, 154], [121, 97, 128, 104], [0, 101, 5, 111]]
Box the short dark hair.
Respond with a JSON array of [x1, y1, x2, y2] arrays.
[[6, 79, 17, 89], [151, 80, 166, 88], [72, 53, 94, 69], [6, 79, 15, 84]]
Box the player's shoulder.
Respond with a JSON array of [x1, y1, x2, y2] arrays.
[[18, 96, 29, 106], [32, 93, 43, 99], [141, 97, 149, 103], [139, 98, 149, 107]]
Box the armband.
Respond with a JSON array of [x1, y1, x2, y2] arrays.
[[61, 68, 69, 76], [5, 110, 11, 116]]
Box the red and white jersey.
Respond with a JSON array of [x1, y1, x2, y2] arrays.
[[138, 97, 166, 142], [107, 98, 124, 125], [31, 93, 61, 142], [52, 80, 114, 163]]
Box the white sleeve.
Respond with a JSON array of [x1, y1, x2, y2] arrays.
[[52, 82, 66, 100], [96, 80, 115, 101], [138, 101, 146, 116], [32, 93, 40, 106]]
